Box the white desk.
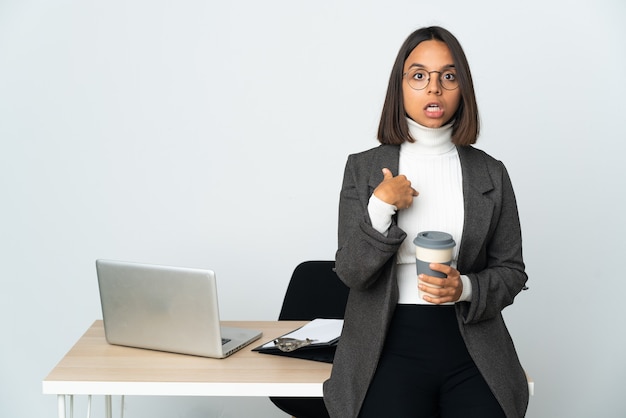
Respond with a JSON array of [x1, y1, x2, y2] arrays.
[[43, 320, 329, 417], [43, 320, 533, 418]]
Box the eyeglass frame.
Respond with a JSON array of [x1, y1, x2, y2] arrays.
[[402, 68, 459, 91]]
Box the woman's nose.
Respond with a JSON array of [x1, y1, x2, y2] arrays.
[[427, 76, 442, 94]]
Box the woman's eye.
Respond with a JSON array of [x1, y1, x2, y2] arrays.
[[443, 72, 456, 81]]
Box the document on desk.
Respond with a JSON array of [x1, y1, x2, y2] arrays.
[[260, 318, 344, 349], [253, 319, 343, 363]]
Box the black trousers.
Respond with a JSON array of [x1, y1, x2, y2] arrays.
[[358, 305, 505, 418]]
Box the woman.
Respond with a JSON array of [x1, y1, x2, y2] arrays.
[[323, 26, 529, 418]]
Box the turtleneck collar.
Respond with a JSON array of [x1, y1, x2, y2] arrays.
[[401, 117, 455, 156]]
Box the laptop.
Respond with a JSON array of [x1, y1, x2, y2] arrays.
[[96, 259, 262, 358]]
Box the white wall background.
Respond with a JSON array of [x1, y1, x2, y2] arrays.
[[1, 0, 624, 417]]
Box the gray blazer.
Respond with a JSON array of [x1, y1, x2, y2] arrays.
[[323, 144, 529, 418]]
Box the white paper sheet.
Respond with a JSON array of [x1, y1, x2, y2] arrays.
[[261, 318, 344, 348]]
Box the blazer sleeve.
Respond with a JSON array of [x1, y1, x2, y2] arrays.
[[335, 153, 407, 290]]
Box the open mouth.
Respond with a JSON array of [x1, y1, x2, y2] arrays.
[[424, 103, 444, 118]]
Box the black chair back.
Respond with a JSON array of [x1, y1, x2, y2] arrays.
[[278, 260, 349, 321], [270, 260, 349, 418]]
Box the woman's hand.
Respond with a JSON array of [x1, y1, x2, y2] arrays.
[[373, 168, 418, 210], [418, 263, 463, 304]]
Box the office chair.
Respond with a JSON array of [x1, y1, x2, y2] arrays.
[[270, 260, 350, 418]]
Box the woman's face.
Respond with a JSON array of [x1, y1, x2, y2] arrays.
[[402, 40, 461, 128]]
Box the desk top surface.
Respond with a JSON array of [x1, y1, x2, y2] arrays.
[[43, 320, 332, 396]]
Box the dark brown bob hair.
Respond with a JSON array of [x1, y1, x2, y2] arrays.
[[377, 26, 479, 146]]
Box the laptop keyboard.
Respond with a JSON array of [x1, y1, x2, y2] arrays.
[[221, 338, 231, 345]]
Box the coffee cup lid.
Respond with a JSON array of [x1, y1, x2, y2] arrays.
[[413, 231, 456, 249]]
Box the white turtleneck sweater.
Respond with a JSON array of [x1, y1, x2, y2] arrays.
[[368, 118, 472, 304]]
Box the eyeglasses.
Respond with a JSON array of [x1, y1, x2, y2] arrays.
[[273, 337, 316, 352], [403, 68, 459, 91]]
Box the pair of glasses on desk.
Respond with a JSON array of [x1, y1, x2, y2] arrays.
[[273, 337, 317, 352]]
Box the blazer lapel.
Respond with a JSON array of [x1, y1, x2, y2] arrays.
[[367, 144, 400, 192], [457, 146, 495, 273]]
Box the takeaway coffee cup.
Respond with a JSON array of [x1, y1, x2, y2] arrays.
[[413, 231, 456, 299]]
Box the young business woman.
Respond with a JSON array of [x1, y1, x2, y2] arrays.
[[323, 26, 529, 418]]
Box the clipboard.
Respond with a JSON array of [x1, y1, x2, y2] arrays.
[[252, 319, 342, 363]]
